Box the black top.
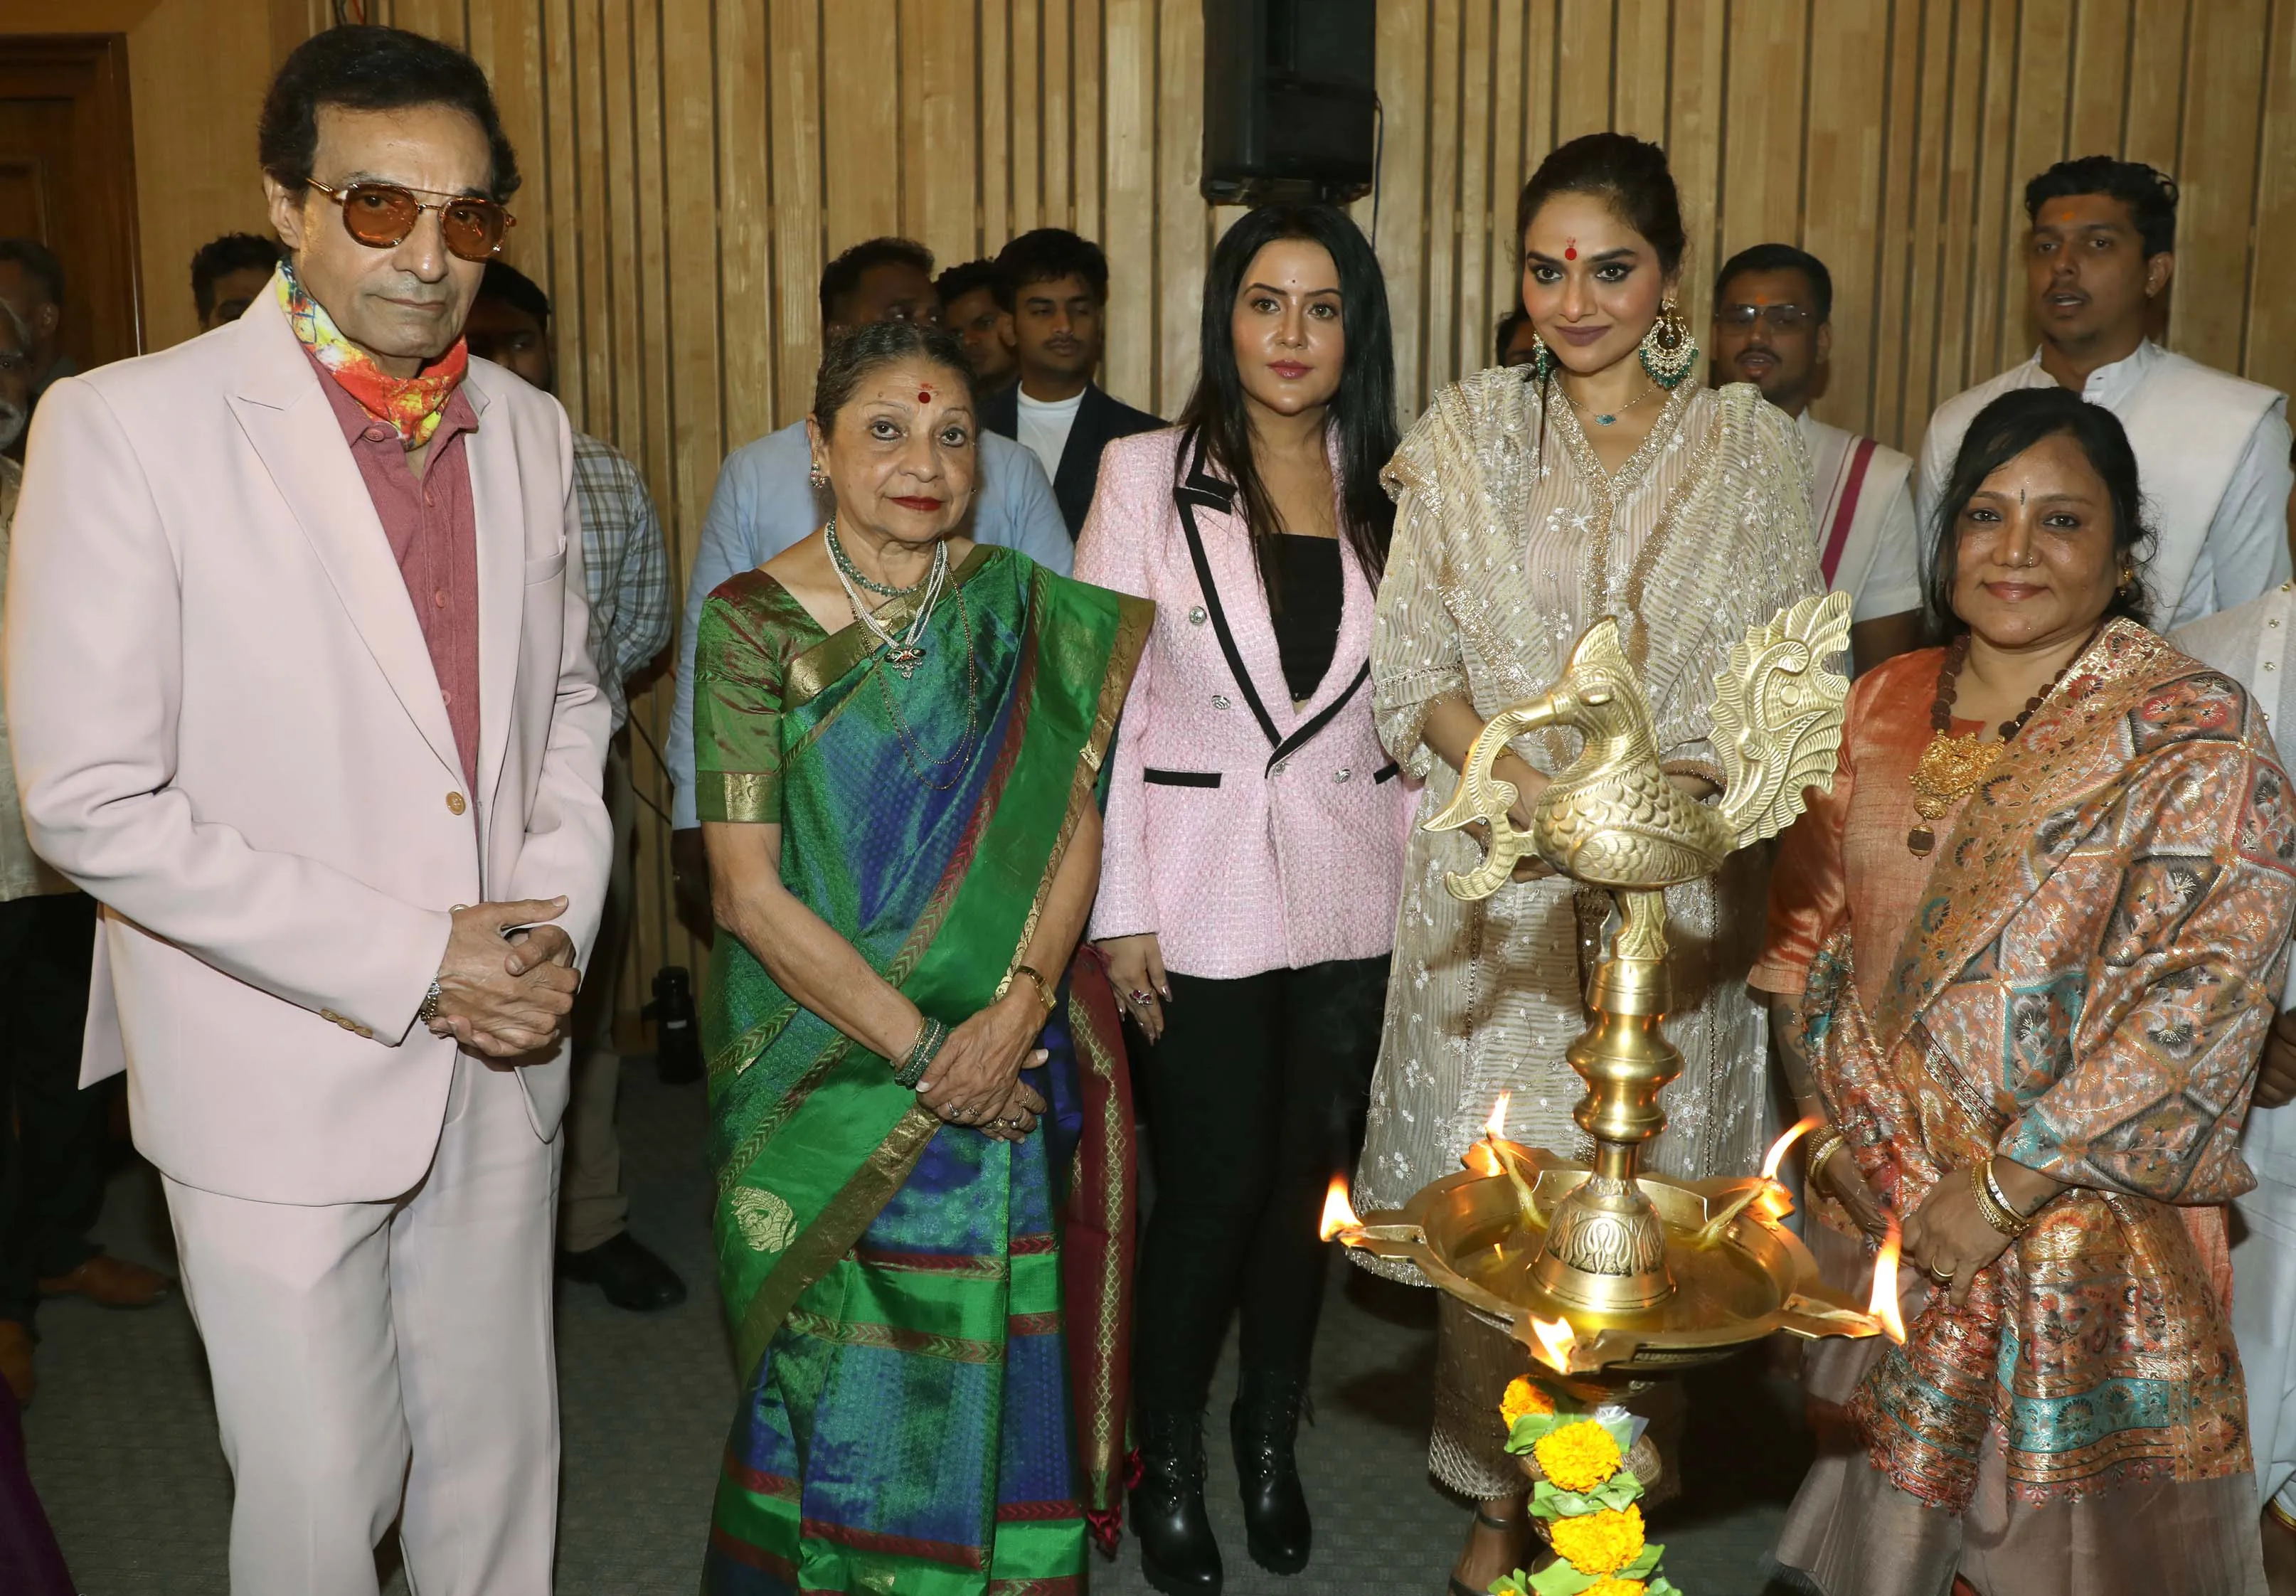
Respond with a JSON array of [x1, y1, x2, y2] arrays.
[[1270, 535, 1342, 703]]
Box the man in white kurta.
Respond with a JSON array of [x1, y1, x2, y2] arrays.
[[2177, 578, 2296, 1590], [1709, 243, 1924, 674], [1918, 156, 2290, 626]]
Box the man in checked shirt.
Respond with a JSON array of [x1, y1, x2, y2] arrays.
[[466, 260, 686, 1312]]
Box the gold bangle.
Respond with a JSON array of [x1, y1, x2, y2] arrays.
[[1983, 1158, 2037, 1224], [2267, 1494, 2296, 1535], [997, 962, 1058, 1017], [1970, 1161, 2030, 1239], [1803, 1126, 1846, 1182]]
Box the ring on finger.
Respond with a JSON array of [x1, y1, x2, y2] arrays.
[[1927, 1264, 1954, 1285], [1128, 989, 1153, 1006]]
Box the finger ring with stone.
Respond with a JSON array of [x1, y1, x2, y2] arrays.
[[1128, 989, 1153, 1006]]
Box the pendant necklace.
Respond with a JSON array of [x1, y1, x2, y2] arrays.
[[876, 581, 982, 790], [827, 514, 945, 678], [1905, 626, 2098, 856], [1564, 376, 1663, 427]]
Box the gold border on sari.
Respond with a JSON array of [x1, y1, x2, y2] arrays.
[[733, 1101, 946, 1379], [784, 542, 999, 709]]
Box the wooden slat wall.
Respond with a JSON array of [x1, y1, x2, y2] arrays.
[[312, 0, 2294, 1021]]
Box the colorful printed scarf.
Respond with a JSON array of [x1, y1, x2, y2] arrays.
[[275, 262, 468, 448]]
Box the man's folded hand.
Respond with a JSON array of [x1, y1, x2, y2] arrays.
[[430, 897, 582, 1057]]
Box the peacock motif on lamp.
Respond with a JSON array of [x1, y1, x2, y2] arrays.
[[1362, 591, 1861, 1327]]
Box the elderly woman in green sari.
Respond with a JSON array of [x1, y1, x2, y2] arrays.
[[690, 319, 1149, 1595]]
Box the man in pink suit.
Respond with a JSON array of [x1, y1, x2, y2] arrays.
[[4, 26, 610, 1595]]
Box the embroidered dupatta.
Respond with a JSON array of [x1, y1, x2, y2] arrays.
[[691, 547, 1149, 1594], [1803, 621, 2296, 1513]]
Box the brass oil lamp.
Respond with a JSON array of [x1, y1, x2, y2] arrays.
[[1334, 594, 1892, 1376]]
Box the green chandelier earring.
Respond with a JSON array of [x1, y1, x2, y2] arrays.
[[1639, 295, 1697, 389]]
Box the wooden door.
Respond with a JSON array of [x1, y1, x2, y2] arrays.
[[0, 35, 141, 365]]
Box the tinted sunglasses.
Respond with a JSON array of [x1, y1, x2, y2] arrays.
[[305, 179, 515, 262]]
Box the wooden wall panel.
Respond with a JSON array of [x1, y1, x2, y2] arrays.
[[254, 0, 2293, 1022]]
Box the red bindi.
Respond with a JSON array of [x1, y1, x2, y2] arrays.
[[1564, 238, 1578, 260], [918, 390, 932, 403]]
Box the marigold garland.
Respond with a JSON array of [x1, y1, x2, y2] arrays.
[[1493, 1385, 1678, 1594], [1531, 1418, 1622, 1494], [1546, 1504, 1645, 1577], [1501, 1376, 1557, 1427]]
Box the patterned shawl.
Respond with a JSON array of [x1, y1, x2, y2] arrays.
[[1805, 620, 2296, 1512]]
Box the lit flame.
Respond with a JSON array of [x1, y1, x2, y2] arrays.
[[1319, 1176, 1363, 1243], [1869, 1220, 1908, 1344], [1465, 1142, 1503, 1178], [1762, 1114, 1823, 1181], [1484, 1092, 1513, 1141], [1758, 1183, 1795, 1220], [1529, 1314, 1578, 1374]]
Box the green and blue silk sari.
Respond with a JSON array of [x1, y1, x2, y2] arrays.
[[691, 545, 1149, 1596]]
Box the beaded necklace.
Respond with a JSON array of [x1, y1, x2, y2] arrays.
[[826, 515, 945, 677], [822, 519, 982, 787], [1906, 626, 2098, 855]]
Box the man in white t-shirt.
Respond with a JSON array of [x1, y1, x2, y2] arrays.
[[979, 228, 1162, 539], [1710, 243, 1924, 673], [1916, 156, 2291, 627]]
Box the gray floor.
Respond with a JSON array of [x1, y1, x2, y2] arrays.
[[25, 1060, 1815, 1593]]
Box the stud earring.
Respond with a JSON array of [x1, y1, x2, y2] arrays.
[[1639, 294, 1698, 389]]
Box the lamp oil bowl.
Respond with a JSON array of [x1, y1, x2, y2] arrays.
[[1351, 591, 1887, 1371], [1340, 1144, 1881, 1378]]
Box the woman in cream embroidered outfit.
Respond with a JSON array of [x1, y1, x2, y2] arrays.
[[1356, 132, 1824, 1593]]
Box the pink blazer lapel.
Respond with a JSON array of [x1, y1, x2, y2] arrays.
[[459, 369, 528, 812], [225, 297, 464, 784], [1174, 437, 1296, 748]]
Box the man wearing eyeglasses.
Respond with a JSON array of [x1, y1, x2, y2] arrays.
[[4, 25, 610, 1595], [1711, 243, 1924, 671]]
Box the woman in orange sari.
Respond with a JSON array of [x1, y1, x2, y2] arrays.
[[1755, 387, 2296, 1596]]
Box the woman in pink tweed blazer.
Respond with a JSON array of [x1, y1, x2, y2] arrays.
[[1072, 205, 1405, 1596]]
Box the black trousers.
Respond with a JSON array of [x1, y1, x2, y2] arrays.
[[0, 893, 105, 1324], [1132, 954, 1390, 1410]]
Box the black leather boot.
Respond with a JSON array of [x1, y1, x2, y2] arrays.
[[1132, 1405, 1223, 1594], [1231, 1371, 1312, 1574]]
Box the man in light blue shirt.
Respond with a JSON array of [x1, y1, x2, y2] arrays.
[[666, 237, 1071, 925]]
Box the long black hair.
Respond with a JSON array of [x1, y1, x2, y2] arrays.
[[1514, 133, 1688, 462], [1925, 386, 2154, 634], [1174, 203, 1398, 587]]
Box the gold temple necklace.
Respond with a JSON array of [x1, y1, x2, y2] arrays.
[[1906, 627, 2098, 856]]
